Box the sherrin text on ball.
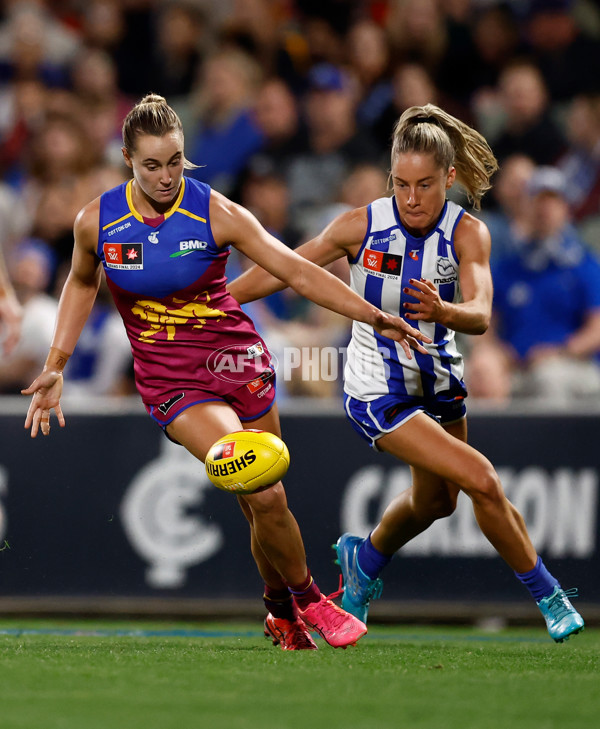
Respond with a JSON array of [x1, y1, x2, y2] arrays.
[[205, 429, 290, 493]]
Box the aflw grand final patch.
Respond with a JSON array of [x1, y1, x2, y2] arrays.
[[363, 250, 403, 279], [104, 243, 144, 270]]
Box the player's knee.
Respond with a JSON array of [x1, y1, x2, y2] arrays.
[[415, 490, 457, 521], [244, 481, 287, 518], [432, 491, 458, 519], [463, 462, 503, 505]]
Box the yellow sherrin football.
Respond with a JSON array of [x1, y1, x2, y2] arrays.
[[205, 430, 290, 494]]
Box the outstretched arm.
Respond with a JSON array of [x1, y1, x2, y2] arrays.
[[216, 194, 431, 355], [22, 201, 103, 437], [226, 207, 366, 304]]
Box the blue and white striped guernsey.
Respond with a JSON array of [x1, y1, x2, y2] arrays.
[[344, 196, 466, 401]]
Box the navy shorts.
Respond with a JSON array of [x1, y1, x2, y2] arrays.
[[146, 367, 276, 433], [344, 386, 467, 450]]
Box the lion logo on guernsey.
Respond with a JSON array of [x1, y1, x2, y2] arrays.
[[131, 292, 226, 342]]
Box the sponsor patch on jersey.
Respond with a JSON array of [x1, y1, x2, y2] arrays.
[[157, 392, 185, 415], [103, 242, 143, 269], [107, 221, 132, 237], [170, 240, 208, 258], [370, 231, 397, 247], [246, 369, 274, 394], [363, 250, 403, 279], [246, 342, 265, 358], [434, 256, 458, 283]]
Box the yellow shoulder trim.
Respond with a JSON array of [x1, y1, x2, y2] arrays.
[[125, 179, 144, 223], [164, 178, 186, 219], [102, 211, 133, 231], [176, 208, 207, 223]]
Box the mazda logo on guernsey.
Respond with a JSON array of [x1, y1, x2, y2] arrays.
[[207, 343, 278, 384], [436, 257, 456, 277], [434, 256, 458, 284]]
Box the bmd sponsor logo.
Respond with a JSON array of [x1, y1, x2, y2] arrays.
[[170, 240, 208, 257]]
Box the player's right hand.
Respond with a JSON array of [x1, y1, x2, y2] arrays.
[[21, 371, 65, 438]]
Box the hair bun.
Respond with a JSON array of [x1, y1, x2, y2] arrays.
[[139, 93, 167, 105]]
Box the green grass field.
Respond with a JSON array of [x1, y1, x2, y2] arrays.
[[0, 619, 598, 729]]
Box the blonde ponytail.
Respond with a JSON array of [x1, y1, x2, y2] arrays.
[[391, 104, 498, 209]]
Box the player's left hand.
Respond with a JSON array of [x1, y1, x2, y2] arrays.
[[403, 278, 446, 323]]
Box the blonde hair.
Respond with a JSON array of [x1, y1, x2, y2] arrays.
[[391, 104, 498, 210], [122, 93, 197, 169]]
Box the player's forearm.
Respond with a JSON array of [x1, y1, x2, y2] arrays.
[[48, 273, 101, 361], [438, 300, 491, 335], [288, 262, 382, 328], [227, 264, 287, 304]]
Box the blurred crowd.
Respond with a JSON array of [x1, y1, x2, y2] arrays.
[[1, 0, 600, 405]]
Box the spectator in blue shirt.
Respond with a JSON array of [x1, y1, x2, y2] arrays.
[[467, 166, 600, 404], [186, 48, 264, 195]]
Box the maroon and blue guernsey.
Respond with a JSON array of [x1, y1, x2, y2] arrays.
[[97, 177, 272, 409]]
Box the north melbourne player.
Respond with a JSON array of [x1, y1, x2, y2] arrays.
[[229, 104, 585, 643]]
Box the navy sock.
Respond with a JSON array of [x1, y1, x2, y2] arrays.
[[515, 556, 560, 602], [357, 535, 393, 580]]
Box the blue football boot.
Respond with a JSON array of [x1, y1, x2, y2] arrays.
[[334, 533, 383, 624], [537, 586, 585, 643]]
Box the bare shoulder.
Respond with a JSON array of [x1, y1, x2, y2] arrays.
[[456, 211, 490, 238], [74, 196, 101, 246], [208, 187, 251, 222], [454, 211, 491, 260], [319, 206, 368, 255], [331, 206, 368, 237], [209, 188, 255, 246], [208, 187, 232, 215]]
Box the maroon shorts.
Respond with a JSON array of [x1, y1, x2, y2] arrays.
[[145, 368, 276, 430]]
